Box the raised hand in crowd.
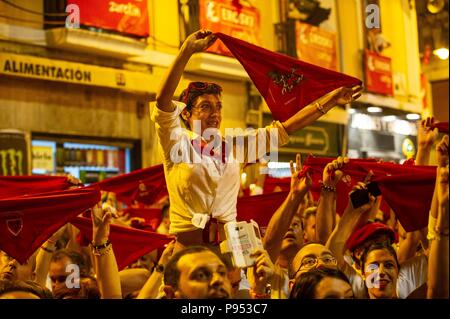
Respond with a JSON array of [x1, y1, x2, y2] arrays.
[[427, 141, 449, 298], [137, 241, 176, 299], [264, 154, 311, 264], [248, 249, 275, 299], [34, 224, 67, 286], [91, 202, 121, 299], [315, 156, 348, 244], [416, 116, 439, 165], [326, 180, 376, 272]]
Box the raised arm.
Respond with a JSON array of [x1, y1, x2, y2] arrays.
[[427, 137, 449, 298], [282, 85, 362, 135], [263, 154, 311, 263], [91, 203, 122, 299], [326, 183, 375, 271], [137, 241, 175, 299], [156, 30, 217, 111], [315, 156, 348, 244], [34, 225, 67, 286], [415, 117, 439, 166]]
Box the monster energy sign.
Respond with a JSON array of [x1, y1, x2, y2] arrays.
[[0, 130, 29, 176]]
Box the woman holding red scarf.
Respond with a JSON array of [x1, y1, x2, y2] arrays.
[[152, 29, 362, 252]]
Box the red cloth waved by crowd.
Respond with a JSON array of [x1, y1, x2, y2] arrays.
[[0, 187, 100, 263], [214, 32, 362, 122], [70, 216, 174, 270], [122, 207, 163, 232], [237, 191, 289, 234], [431, 121, 449, 134], [302, 155, 437, 231], [0, 175, 71, 200], [94, 164, 167, 205]]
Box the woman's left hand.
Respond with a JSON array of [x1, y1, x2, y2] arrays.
[[330, 85, 363, 106]]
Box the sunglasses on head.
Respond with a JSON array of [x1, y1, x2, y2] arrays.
[[182, 82, 221, 105]]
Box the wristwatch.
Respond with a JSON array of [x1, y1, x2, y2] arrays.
[[154, 264, 165, 273]]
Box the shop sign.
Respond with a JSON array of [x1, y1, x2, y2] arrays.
[[67, 0, 149, 37], [296, 22, 337, 71], [0, 53, 153, 92], [32, 146, 54, 172], [199, 0, 261, 56], [263, 114, 341, 156], [364, 49, 394, 96], [0, 130, 29, 176]]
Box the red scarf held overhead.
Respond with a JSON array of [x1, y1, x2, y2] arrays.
[[122, 207, 163, 232], [236, 191, 289, 229], [94, 165, 166, 206], [431, 121, 449, 134], [0, 175, 71, 200], [302, 156, 436, 232], [70, 216, 174, 270], [214, 32, 362, 122], [0, 187, 100, 264]]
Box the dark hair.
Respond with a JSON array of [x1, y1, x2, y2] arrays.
[[360, 243, 400, 274], [289, 268, 351, 299], [0, 280, 53, 299], [302, 207, 317, 229], [164, 245, 219, 289], [51, 249, 90, 277], [52, 275, 100, 299], [179, 82, 222, 128]]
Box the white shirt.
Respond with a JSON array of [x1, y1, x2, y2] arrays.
[[151, 101, 290, 234]]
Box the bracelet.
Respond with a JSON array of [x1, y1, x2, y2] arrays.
[[91, 240, 111, 250], [320, 183, 336, 192], [91, 241, 112, 256], [315, 102, 326, 115], [435, 227, 449, 237], [41, 246, 56, 253], [249, 285, 271, 299]]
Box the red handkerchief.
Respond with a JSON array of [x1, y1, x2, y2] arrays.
[[0, 175, 70, 200], [237, 191, 289, 234], [431, 121, 449, 134], [70, 216, 174, 270], [0, 187, 100, 263], [94, 165, 166, 205], [215, 32, 362, 122]]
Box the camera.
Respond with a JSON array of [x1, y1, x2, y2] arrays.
[[349, 182, 382, 209]]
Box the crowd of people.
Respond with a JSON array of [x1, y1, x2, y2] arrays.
[[0, 30, 448, 300]]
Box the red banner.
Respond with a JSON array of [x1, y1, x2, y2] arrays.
[[199, 0, 261, 56], [67, 0, 149, 37], [296, 22, 338, 71], [364, 49, 394, 96]]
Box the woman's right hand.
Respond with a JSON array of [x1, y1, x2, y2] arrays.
[[181, 29, 217, 55]]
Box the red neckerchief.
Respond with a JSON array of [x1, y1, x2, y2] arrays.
[[302, 155, 436, 231], [214, 32, 362, 122], [71, 216, 174, 270], [0, 175, 70, 200], [191, 138, 230, 163], [431, 121, 449, 134], [0, 186, 100, 263]]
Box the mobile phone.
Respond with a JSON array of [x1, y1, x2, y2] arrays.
[[350, 188, 370, 209], [220, 220, 264, 268], [367, 182, 382, 197]]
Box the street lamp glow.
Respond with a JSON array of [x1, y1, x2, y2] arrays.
[[433, 48, 449, 60], [406, 113, 421, 120], [382, 115, 397, 122], [367, 106, 383, 113]]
